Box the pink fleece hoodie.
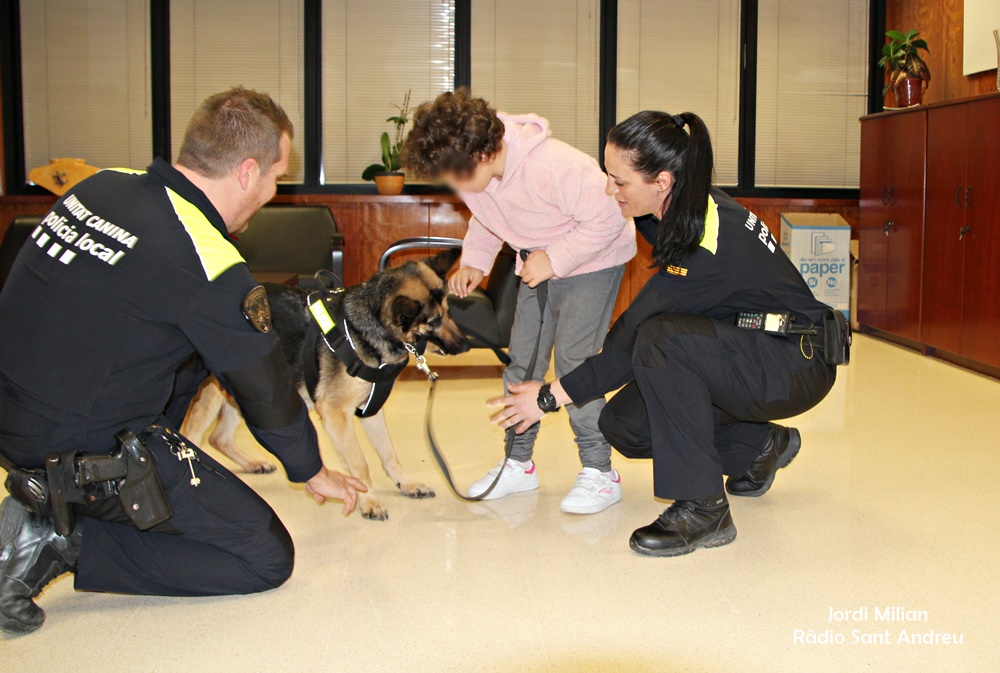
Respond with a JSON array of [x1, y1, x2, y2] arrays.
[[458, 113, 636, 278]]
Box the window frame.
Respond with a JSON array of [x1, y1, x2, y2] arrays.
[[1, 0, 882, 197]]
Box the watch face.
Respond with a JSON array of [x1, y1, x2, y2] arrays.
[[538, 385, 557, 412]]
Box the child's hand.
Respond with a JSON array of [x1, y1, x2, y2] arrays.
[[521, 250, 555, 288], [448, 266, 484, 298]]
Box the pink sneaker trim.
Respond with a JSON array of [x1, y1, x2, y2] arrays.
[[524, 463, 536, 475]]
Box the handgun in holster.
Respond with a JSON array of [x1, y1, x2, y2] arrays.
[[112, 429, 172, 531], [4, 429, 173, 537]]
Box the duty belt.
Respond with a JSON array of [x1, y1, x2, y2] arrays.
[[1, 428, 172, 535]]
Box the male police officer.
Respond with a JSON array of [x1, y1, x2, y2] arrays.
[[0, 87, 366, 636]]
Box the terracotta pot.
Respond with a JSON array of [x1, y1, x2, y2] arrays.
[[374, 172, 405, 196], [893, 77, 923, 107]]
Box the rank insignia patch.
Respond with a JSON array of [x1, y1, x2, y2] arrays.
[[665, 265, 689, 277], [242, 285, 272, 333]]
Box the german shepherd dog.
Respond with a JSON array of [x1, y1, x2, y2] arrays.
[[182, 249, 469, 520]]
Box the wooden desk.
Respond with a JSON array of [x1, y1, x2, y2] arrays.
[[251, 272, 298, 286]]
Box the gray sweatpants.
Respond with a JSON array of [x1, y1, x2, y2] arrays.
[[503, 264, 625, 471]]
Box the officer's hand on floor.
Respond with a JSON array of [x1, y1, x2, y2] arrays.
[[448, 267, 484, 298], [305, 467, 368, 515], [520, 250, 555, 288]]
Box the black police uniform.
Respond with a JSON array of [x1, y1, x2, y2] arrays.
[[560, 188, 837, 500], [0, 158, 323, 596]]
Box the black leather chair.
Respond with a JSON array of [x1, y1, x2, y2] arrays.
[[0, 215, 43, 294], [238, 205, 344, 288], [379, 236, 520, 348]]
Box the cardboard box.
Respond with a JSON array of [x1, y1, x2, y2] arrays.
[[779, 213, 851, 319]]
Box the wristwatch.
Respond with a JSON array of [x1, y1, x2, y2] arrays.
[[537, 383, 560, 413]]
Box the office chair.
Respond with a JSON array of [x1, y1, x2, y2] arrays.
[[238, 205, 345, 289], [378, 237, 520, 348]]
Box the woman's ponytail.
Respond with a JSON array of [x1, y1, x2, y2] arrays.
[[607, 110, 715, 267]]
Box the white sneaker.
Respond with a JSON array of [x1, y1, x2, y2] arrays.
[[467, 459, 540, 500], [560, 468, 622, 514]]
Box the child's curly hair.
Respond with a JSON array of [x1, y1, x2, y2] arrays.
[[402, 89, 505, 179]]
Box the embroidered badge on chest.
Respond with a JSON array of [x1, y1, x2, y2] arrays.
[[242, 285, 272, 333]]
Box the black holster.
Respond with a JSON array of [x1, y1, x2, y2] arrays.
[[821, 309, 852, 366], [3, 429, 173, 536]]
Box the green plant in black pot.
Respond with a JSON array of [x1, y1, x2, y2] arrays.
[[362, 90, 412, 195], [879, 29, 931, 108]]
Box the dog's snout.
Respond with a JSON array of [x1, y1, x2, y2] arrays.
[[430, 317, 471, 355]]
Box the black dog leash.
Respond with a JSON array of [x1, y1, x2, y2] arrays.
[[423, 250, 547, 502]]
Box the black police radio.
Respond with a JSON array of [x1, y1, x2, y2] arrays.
[[736, 309, 851, 366]]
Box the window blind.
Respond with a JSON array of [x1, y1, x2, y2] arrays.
[[755, 0, 868, 188], [322, 0, 455, 184], [170, 0, 305, 183], [617, 0, 741, 185], [471, 0, 600, 159], [20, 0, 151, 180]]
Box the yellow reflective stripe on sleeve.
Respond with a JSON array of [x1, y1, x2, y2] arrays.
[[102, 167, 147, 175], [699, 195, 720, 255], [309, 299, 336, 334], [165, 187, 244, 281]]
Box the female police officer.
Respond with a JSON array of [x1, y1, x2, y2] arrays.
[[489, 110, 839, 557]]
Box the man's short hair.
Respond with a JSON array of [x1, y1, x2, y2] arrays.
[[402, 88, 505, 179], [177, 86, 293, 179]]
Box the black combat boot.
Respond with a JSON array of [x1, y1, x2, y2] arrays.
[[725, 424, 802, 497], [0, 497, 82, 635], [629, 493, 736, 557]]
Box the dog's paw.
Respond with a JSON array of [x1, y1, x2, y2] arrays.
[[398, 482, 436, 499], [359, 498, 389, 521], [245, 460, 278, 474]]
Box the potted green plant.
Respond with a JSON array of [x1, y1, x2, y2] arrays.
[[362, 90, 412, 195], [879, 29, 931, 108]]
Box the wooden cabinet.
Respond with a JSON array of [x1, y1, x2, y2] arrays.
[[860, 93, 1000, 373], [959, 98, 1000, 366], [858, 110, 926, 341], [921, 96, 1000, 367]]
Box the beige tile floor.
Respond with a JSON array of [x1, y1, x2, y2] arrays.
[[2, 334, 998, 672]]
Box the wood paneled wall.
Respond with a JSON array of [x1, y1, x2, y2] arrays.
[[2, 191, 857, 322], [885, 0, 997, 106]]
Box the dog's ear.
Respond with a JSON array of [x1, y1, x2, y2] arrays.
[[391, 295, 422, 333], [425, 248, 462, 279]]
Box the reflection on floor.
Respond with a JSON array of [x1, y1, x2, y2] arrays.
[[2, 335, 997, 672]]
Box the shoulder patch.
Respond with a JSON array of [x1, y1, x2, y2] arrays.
[[242, 285, 272, 333]]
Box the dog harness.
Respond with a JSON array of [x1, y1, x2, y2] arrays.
[[304, 289, 410, 418]]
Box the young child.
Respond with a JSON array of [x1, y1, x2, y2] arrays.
[[402, 89, 636, 514]]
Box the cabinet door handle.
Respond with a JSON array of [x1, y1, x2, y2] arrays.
[[887, 187, 896, 206], [884, 221, 895, 236], [955, 186, 964, 207], [881, 186, 888, 206], [959, 225, 971, 240], [965, 185, 972, 209]]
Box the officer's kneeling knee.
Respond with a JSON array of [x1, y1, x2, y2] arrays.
[[249, 514, 296, 592], [599, 407, 650, 460]]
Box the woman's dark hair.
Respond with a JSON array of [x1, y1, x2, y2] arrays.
[[402, 88, 505, 179], [607, 110, 714, 267]]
